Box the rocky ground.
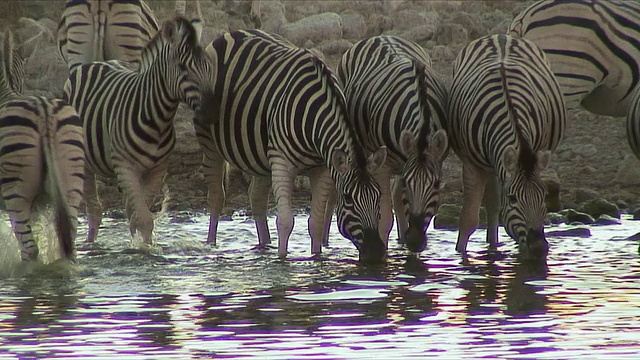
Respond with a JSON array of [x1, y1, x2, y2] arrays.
[[1, 0, 638, 220]]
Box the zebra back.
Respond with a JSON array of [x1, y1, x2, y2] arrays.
[[57, 0, 160, 71], [508, 0, 640, 117], [448, 34, 566, 259]]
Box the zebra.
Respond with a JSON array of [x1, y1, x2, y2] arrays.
[[447, 34, 566, 260], [508, 0, 640, 117], [64, 16, 213, 245], [336, 35, 448, 254], [57, 0, 159, 70], [194, 29, 388, 263], [0, 29, 85, 262]]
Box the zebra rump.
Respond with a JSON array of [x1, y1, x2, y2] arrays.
[[57, 0, 159, 71], [508, 0, 640, 117]]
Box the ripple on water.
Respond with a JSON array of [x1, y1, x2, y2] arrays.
[[0, 214, 640, 358]]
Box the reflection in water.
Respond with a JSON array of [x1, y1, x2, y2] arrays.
[[0, 215, 639, 358]]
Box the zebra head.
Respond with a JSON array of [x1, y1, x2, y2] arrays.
[[331, 146, 388, 264], [159, 16, 213, 113], [500, 144, 551, 260], [398, 128, 448, 253]]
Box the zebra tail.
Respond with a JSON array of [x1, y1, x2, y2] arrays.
[[2, 28, 15, 93], [42, 120, 75, 260]]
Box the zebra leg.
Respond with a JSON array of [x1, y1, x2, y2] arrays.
[[195, 123, 226, 245], [483, 174, 501, 248], [84, 167, 103, 243], [3, 185, 38, 261], [249, 175, 272, 247], [269, 153, 296, 259], [322, 187, 337, 247], [392, 175, 408, 243], [142, 164, 168, 213], [115, 165, 154, 245], [373, 166, 393, 246], [307, 166, 334, 254], [457, 161, 489, 254]]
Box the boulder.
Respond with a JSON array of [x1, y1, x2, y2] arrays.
[[593, 214, 622, 226], [547, 227, 591, 238], [562, 209, 594, 225], [577, 198, 621, 219], [632, 207, 640, 220], [574, 188, 600, 204], [434, 204, 487, 230], [339, 11, 367, 40], [314, 39, 353, 56], [615, 155, 640, 186], [279, 12, 343, 46], [545, 212, 565, 225], [259, 0, 287, 34]]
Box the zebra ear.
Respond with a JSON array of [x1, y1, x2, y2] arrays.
[[536, 150, 551, 172], [191, 19, 204, 43], [367, 146, 387, 173], [161, 19, 179, 46], [332, 149, 351, 174], [428, 129, 448, 161], [503, 145, 518, 175], [399, 130, 415, 157]]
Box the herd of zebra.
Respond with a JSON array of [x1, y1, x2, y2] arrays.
[[0, 0, 639, 265]]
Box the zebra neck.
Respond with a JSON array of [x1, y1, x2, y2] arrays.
[[0, 87, 16, 107], [137, 53, 181, 119]]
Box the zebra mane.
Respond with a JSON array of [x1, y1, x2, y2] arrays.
[[139, 16, 201, 69], [499, 65, 537, 177], [310, 53, 369, 170], [1, 28, 17, 95], [413, 60, 432, 163]]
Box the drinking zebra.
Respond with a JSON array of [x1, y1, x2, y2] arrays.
[[194, 29, 388, 263], [336, 35, 448, 254], [57, 0, 159, 70], [64, 16, 213, 245], [508, 0, 640, 117], [447, 34, 566, 260], [0, 29, 85, 261]]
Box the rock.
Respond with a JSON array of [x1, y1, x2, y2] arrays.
[[571, 144, 598, 157], [615, 155, 640, 186], [545, 212, 565, 225], [563, 209, 594, 225], [541, 169, 562, 212], [574, 188, 600, 204], [279, 12, 343, 46], [434, 23, 468, 46], [593, 214, 622, 226], [577, 198, 621, 219], [259, 0, 287, 34], [434, 204, 487, 230], [314, 39, 353, 56], [430, 45, 456, 62], [547, 227, 591, 238], [615, 199, 629, 211], [366, 14, 393, 37], [340, 11, 367, 40], [632, 207, 640, 220], [626, 232, 640, 241]]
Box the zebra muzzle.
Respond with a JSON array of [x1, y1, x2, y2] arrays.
[[357, 228, 387, 264], [405, 214, 428, 253], [523, 228, 549, 260]]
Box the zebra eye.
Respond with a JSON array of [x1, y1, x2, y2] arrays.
[[508, 195, 517, 205]]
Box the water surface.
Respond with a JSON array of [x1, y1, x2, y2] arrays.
[[0, 213, 639, 359]]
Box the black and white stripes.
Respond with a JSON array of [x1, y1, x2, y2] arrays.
[[447, 34, 565, 260], [337, 35, 448, 254], [64, 16, 212, 245], [57, 0, 159, 71], [508, 0, 640, 117], [0, 29, 85, 262], [195, 29, 388, 262]]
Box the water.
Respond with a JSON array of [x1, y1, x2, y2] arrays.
[[1, 212, 639, 359]]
